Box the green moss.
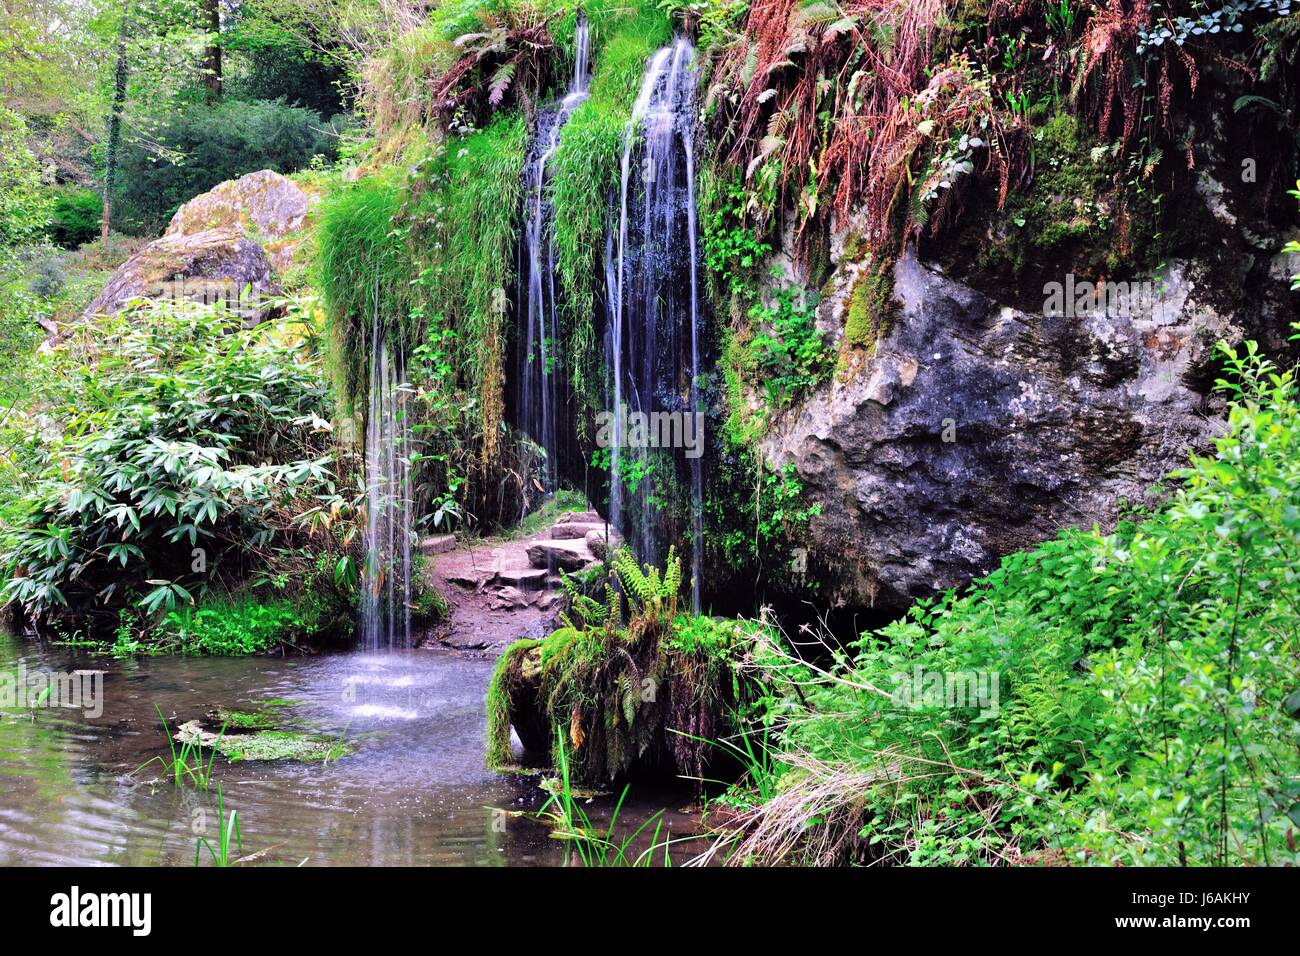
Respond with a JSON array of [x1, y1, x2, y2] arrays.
[[211, 707, 277, 730], [842, 262, 896, 355], [315, 171, 412, 416], [407, 112, 528, 473], [973, 112, 1158, 280], [721, 328, 766, 447], [486, 551, 763, 786], [216, 730, 355, 763], [176, 721, 354, 763], [494, 489, 591, 542], [487, 637, 544, 769]]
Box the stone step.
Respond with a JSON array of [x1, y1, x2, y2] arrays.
[[555, 510, 602, 525], [526, 539, 595, 573], [497, 566, 549, 591], [550, 521, 606, 540], [420, 534, 457, 554], [489, 585, 533, 610], [446, 565, 496, 590]]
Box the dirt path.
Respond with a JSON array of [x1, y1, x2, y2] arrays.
[[421, 510, 613, 655]]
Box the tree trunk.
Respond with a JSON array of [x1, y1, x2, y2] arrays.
[[101, 3, 131, 243], [202, 0, 222, 99]]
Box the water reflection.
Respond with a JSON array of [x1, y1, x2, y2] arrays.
[[0, 632, 564, 866]]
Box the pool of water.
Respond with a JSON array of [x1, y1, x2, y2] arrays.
[[0, 631, 704, 866]]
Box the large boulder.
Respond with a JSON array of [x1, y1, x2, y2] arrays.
[[760, 248, 1239, 611], [78, 170, 314, 324], [165, 169, 317, 271], [83, 227, 280, 320]]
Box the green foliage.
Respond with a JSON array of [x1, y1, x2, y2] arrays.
[[223, 23, 348, 117], [657, 0, 749, 53], [486, 636, 543, 767], [532, 726, 670, 866], [1283, 181, 1300, 290], [1, 298, 353, 641], [318, 113, 528, 529], [148, 589, 344, 656], [704, 453, 821, 585], [194, 783, 242, 866], [48, 186, 103, 248], [738, 334, 1300, 866], [746, 281, 832, 408], [113, 98, 339, 234], [0, 105, 51, 248], [700, 168, 771, 305]]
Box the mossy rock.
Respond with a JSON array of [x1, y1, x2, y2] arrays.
[[842, 262, 897, 357], [165, 169, 319, 272], [81, 227, 281, 320], [175, 718, 354, 763], [487, 612, 762, 787], [940, 112, 1160, 296]]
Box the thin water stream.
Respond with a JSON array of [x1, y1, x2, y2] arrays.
[[516, 16, 591, 495], [606, 37, 704, 609]]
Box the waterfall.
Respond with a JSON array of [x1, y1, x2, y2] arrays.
[[516, 16, 591, 497], [360, 302, 413, 652], [606, 37, 704, 611]]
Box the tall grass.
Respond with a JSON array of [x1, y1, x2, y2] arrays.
[[194, 782, 243, 867], [315, 172, 412, 416], [406, 111, 528, 472], [537, 727, 670, 867], [136, 704, 225, 789]]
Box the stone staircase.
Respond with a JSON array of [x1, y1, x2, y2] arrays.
[[422, 510, 619, 652]]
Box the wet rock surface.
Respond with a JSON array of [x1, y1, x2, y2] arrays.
[[762, 249, 1240, 611], [424, 512, 608, 654]]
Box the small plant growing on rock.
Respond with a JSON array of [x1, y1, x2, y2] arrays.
[[487, 546, 761, 787]]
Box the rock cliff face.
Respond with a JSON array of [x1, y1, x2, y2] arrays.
[[759, 245, 1268, 611]]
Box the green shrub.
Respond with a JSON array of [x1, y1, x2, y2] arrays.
[[113, 98, 340, 234], [1, 297, 355, 641], [746, 281, 832, 408], [734, 334, 1300, 866], [49, 186, 103, 248], [487, 548, 761, 785], [142, 587, 349, 656]]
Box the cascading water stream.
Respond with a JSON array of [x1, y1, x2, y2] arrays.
[[606, 37, 704, 611], [360, 299, 413, 651], [516, 16, 591, 497]]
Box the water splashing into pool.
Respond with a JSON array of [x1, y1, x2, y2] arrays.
[[360, 302, 413, 651]]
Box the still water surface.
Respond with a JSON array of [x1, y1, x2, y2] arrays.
[[0, 631, 694, 866]]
